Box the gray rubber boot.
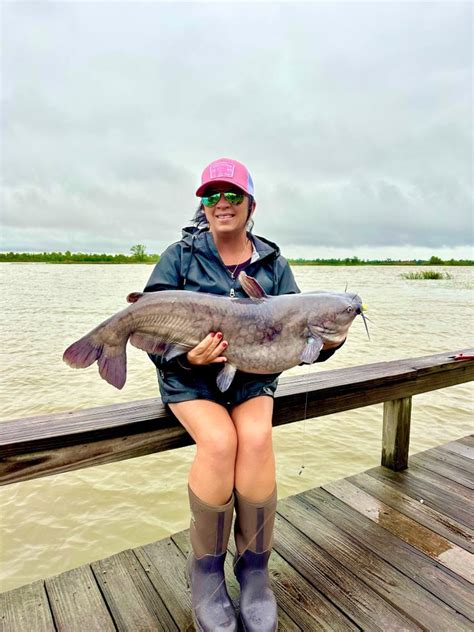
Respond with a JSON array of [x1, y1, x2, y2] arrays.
[[186, 485, 238, 632], [233, 487, 278, 632]]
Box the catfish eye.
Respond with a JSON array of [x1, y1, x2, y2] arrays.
[[346, 306, 353, 313]]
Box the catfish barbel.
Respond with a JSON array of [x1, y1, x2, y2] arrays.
[[63, 272, 367, 391]]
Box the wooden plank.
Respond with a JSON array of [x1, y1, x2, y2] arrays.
[[347, 471, 473, 553], [45, 565, 115, 631], [134, 538, 194, 632], [91, 548, 178, 631], [301, 487, 474, 620], [410, 450, 474, 489], [171, 529, 302, 631], [323, 479, 473, 583], [416, 444, 474, 472], [277, 496, 472, 631], [367, 465, 474, 528], [457, 435, 474, 448], [274, 508, 422, 631], [403, 462, 473, 502], [1, 350, 473, 485], [438, 440, 474, 460], [382, 397, 412, 470], [0, 580, 55, 632]]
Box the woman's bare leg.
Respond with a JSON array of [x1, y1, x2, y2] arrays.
[[169, 399, 238, 505], [231, 395, 275, 500]]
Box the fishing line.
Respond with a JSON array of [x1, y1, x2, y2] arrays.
[[298, 362, 312, 476]]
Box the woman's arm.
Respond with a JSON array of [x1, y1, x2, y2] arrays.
[[143, 243, 182, 293]]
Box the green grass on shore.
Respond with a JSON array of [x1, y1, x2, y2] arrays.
[[0, 252, 472, 266]]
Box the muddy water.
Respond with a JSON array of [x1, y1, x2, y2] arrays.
[[0, 263, 472, 591]]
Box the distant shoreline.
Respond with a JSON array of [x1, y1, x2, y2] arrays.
[[0, 252, 472, 266]]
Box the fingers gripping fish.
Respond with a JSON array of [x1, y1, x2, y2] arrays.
[[63, 272, 365, 392]]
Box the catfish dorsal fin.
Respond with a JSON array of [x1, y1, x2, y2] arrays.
[[238, 271, 267, 299]]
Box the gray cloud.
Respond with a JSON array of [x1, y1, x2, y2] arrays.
[[1, 2, 472, 257]]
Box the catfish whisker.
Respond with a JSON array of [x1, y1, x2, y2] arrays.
[[361, 311, 371, 341]]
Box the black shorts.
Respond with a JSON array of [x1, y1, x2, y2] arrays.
[[156, 362, 280, 407]]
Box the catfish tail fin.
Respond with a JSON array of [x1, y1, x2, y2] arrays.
[[63, 335, 128, 390], [97, 347, 127, 390], [63, 335, 103, 368]]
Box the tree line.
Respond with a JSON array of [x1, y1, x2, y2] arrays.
[[0, 248, 472, 266]]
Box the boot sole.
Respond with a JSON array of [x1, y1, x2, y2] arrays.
[[239, 614, 278, 632]]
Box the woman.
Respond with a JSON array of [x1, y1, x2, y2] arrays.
[[144, 158, 342, 632]]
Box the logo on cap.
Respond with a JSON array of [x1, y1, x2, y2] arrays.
[[210, 162, 235, 179]]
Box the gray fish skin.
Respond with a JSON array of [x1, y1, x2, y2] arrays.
[[63, 288, 363, 390]]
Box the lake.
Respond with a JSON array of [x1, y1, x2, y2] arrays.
[[1, 263, 473, 591]]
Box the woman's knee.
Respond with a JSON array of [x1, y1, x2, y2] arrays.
[[196, 426, 238, 464], [236, 423, 273, 457]]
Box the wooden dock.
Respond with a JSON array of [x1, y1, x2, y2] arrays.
[[1, 350, 473, 630], [1, 434, 473, 631]]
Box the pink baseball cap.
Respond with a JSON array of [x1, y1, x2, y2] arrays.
[[196, 158, 255, 197]]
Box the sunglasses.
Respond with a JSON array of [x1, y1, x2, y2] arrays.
[[201, 191, 244, 207]]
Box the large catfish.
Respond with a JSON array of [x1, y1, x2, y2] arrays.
[[63, 272, 367, 391]]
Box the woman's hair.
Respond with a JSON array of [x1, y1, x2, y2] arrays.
[[191, 196, 255, 232]]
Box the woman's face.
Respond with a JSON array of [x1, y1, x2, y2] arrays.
[[202, 185, 255, 237]]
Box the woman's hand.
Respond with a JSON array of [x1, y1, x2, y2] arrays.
[[186, 332, 228, 365]]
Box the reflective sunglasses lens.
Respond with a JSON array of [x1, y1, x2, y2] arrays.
[[201, 193, 220, 207], [201, 192, 244, 207], [224, 192, 244, 205]]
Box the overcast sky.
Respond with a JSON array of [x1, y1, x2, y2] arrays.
[[1, 1, 472, 259]]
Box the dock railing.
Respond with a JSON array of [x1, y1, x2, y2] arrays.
[[1, 349, 473, 486]]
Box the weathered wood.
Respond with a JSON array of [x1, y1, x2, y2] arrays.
[[367, 466, 474, 528], [277, 496, 472, 630], [44, 565, 115, 631], [410, 450, 474, 489], [382, 396, 412, 470], [323, 479, 473, 583], [410, 453, 474, 494], [1, 350, 473, 485], [438, 440, 474, 460], [274, 509, 422, 631], [0, 580, 54, 632], [346, 471, 473, 553], [134, 538, 194, 631], [457, 435, 474, 447], [90, 548, 178, 631], [301, 487, 474, 619]]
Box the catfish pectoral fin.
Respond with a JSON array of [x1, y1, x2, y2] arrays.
[[300, 336, 324, 363], [216, 363, 237, 392]]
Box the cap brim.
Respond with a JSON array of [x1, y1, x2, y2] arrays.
[[196, 179, 248, 197]]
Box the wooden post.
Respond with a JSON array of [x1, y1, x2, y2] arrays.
[[382, 397, 412, 470]]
